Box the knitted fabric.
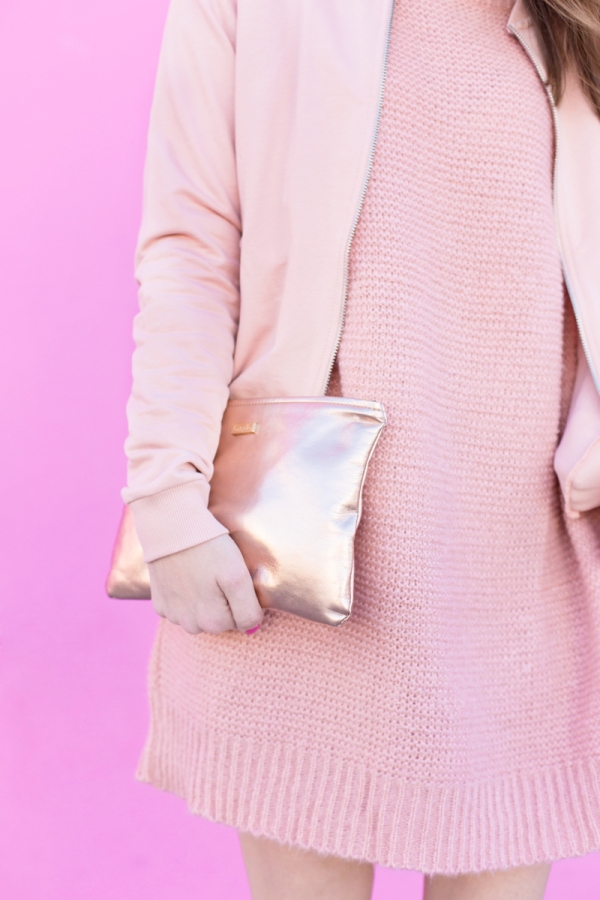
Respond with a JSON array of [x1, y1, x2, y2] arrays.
[[137, 0, 600, 873]]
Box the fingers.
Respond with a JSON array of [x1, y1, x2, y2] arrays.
[[218, 564, 263, 633], [152, 582, 237, 634], [216, 537, 263, 633], [147, 536, 261, 636], [193, 586, 237, 634], [148, 557, 236, 634]]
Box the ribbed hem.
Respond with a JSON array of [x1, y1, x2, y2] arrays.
[[136, 700, 600, 874], [130, 481, 228, 562]]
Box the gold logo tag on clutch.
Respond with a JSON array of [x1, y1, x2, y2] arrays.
[[232, 422, 259, 436]]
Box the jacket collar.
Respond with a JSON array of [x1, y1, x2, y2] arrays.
[[507, 0, 548, 82]]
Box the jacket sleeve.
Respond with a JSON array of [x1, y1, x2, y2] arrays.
[[121, 0, 239, 562]]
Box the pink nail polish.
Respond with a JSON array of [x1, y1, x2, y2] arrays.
[[245, 625, 261, 635]]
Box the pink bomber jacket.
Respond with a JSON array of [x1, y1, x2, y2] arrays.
[[123, 0, 600, 562]]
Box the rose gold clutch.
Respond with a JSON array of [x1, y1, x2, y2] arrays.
[[107, 397, 386, 625]]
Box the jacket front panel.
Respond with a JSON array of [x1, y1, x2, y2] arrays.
[[507, 2, 600, 515], [232, 0, 394, 398], [124, 0, 600, 561]]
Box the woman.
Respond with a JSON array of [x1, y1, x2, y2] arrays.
[[122, 0, 600, 894]]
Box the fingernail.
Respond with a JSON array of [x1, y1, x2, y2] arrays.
[[245, 625, 261, 635]]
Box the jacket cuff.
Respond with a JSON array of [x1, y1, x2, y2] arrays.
[[129, 481, 228, 562]]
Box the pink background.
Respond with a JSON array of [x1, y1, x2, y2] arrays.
[[0, 0, 599, 896]]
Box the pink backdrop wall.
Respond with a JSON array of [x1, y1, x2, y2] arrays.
[[0, 1, 598, 896]]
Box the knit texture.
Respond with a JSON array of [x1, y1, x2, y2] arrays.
[[137, 0, 600, 872]]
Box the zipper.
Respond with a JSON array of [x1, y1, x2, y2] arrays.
[[509, 23, 600, 393], [323, 0, 397, 394]]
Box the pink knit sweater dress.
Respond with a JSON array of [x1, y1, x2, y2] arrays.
[[137, 0, 600, 873]]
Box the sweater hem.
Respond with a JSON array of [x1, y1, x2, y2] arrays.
[[135, 700, 600, 874]]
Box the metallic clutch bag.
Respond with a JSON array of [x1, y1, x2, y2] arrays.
[[106, 396, 386, 625]]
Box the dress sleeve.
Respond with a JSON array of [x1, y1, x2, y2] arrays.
[[122, 0, 239, 562]]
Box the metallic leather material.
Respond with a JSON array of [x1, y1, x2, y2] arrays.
[[107, 396, 386, 625], [105, 504, 151, 600]]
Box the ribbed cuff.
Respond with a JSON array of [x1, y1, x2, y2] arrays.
[[129, 481, 228, 562]]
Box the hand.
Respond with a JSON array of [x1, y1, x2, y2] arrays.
[[148, 534, 263, 635]]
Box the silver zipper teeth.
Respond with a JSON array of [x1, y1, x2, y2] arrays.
[[322, 0, 397, 394], [509, 23, 600, 393]]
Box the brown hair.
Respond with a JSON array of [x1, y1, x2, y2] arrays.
[[526, 0, 600, 115]]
